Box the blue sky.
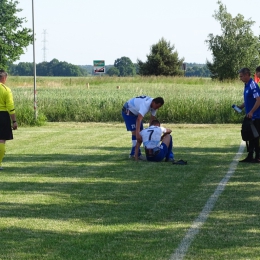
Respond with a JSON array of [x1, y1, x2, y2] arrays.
[[16, 0, 260, 65]]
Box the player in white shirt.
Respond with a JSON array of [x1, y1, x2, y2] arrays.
[[121, 96, 164, 159], [134, 119, 174, 162]]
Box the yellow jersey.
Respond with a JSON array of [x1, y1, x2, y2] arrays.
[[0, 83, 15, 115]]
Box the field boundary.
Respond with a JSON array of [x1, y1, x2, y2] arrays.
[[169, 141, 245, 260]]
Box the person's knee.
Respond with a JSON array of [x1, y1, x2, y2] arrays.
[[162, 135, 171, 146]]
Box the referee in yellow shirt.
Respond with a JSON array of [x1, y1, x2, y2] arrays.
[[0, 69, 17, 170]]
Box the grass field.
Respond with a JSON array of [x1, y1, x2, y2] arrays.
[[1, 122, 260, 260], [8, 76, 245, 125]]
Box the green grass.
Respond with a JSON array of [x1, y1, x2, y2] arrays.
[[7, 76, 246, 125], [1, 123, 260, 259]]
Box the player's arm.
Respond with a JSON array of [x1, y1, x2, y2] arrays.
[[165, 128, 172, 134], [161, 128, 172, 141], [248, 97, 260, 118], [136, 113, 144, 142], [10, 113, 17, 130], [134, 140, 142, 161]]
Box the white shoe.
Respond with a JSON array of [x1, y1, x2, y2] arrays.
[[138, 155, 146, 161]]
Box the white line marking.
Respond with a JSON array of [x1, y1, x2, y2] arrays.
[[170, 141, 245, 260]]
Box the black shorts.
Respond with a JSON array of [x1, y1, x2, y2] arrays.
[[0, 111, 13, 140], [253, 118, 260, 134]]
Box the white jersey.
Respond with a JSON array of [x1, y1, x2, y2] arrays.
[[126, 95, 157, 117], [140, 125, 167, 149]]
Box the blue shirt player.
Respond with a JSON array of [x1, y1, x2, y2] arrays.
[[121, 96, 165, 160], [238, 68, 260, 163]]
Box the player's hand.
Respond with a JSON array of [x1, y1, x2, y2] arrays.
[[247, 112, 253, 118], [12, 122, 18, 130]]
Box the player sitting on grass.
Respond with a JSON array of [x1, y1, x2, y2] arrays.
[[134, 119, 174, 162]]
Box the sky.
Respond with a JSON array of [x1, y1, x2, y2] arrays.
[[15, 0, 260, 66]]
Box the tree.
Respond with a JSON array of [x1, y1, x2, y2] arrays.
[[8, 59, 87, 76], [206, 1, 260, 80], [137, 38, 184, 76], [0, 0, 33, 70], [114, 57, 136, 77], [36, 61, 49, 76], [185, 64, 211, 77], [13, 62, 33, 75], [106, 67, 120, 76], [36, 59, 85, 77]]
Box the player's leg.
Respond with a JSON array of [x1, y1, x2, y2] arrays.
[[0, 140, 6, 170], [130, 123, 144, 158], [253, 119, 260, 162], [162, 135, 174, 161], [0, 112, 13, 170], [166, 135, 174, 161], [151, 143, 168, 162], [122, 111, 144, 158], [130, 130, 137, 157]]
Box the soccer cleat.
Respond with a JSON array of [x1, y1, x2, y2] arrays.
[[239, 157, 253, 163], [172, 159, 187, 165], [165, 158, 174, 162]]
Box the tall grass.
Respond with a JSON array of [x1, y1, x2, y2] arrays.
[[8, 76, 245, 125]]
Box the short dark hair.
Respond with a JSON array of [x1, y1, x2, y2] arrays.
[[150, 119, 160, 126], [0, 69, 8, 79], [256, 66, 260, 73], [153, 97, 164, 105], [239, 68, 251, 76]]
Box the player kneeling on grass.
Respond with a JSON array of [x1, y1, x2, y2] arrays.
[[134, 119, 174, 162]]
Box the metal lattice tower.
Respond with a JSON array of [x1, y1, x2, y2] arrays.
[[42, 29, 48, 62]]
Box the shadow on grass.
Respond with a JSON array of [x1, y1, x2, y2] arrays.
[[1, 144, 251, 223], [2, 144, 260, 259], [0, 226, 185, 260]]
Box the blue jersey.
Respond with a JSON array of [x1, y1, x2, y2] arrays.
[[244, 78, 260, 119]]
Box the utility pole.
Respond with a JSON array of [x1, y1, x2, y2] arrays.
[[32, 0, 37, 120]]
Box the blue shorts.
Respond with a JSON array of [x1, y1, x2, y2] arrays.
[[146, 143, 168, 162], [121, 110, 143, 132]]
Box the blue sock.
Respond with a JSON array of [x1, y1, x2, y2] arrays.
[[130, 135, 137, 156], [166, 136, 174, 159], [130, 135, 142, 156]]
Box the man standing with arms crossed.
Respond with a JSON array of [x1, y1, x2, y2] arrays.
[[0, 70, 18, 170], [237, 68, 260, 163], [121, 95, 165, 160]]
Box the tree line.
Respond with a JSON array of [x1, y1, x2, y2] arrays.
[[9, 59, 88, 77], [8, 59, 211, 77], [1, 0, 260, 80]]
